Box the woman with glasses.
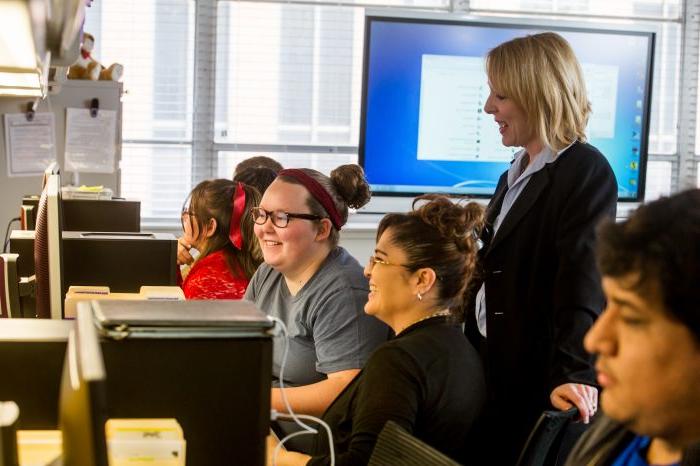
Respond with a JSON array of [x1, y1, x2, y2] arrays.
[[270, 195, 487, 466], [178, 179, 262, 299], [244, 165, 389, 434]]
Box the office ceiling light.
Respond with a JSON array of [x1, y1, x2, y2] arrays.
[[0, 0, 45, 97], [0, 71, 42, 96]]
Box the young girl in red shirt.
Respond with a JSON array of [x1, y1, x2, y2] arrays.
[[178, 180, 262, 299]]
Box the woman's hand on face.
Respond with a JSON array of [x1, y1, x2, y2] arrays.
[[177, 238, 194, 266], [550, 383, 598, 424]]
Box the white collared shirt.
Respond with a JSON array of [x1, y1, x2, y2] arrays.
[[475, 142, 574, 337]]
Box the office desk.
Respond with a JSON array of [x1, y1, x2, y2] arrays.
[[17, 431, 61, 466]]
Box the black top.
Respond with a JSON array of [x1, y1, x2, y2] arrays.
[[308, 316, 486, 466]]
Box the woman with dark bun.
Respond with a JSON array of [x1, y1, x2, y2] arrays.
[[269, 195, 487, 466], [244, 165, 389, 423]]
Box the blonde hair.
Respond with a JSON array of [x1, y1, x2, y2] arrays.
[[486, 32, 590, 152]]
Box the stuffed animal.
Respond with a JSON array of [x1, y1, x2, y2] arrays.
[[67, 32, 123, 81]]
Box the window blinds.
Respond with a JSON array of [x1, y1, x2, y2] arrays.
[[83, 0, 195, 224], [82, 0, 698, 223]]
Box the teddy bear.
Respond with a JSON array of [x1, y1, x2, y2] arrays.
[[67, 32, 123, 81]]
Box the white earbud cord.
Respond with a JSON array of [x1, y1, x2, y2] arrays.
[[269, 316, 335, 466]]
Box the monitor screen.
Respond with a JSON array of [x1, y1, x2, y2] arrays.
[[359, 13, 655, 205]]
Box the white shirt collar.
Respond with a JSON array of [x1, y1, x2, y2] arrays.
[[507, 140, 576, 188]]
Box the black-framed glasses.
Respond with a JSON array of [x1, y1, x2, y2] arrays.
[[251, 207, 324, 228]]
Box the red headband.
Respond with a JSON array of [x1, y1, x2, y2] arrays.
[[278, 169, 343, 230], [228, 182, 246, 249]]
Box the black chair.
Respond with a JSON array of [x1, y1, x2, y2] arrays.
[[0, 401, 19, 466], [516, 408, 580, 466], [368, 421, 462, 466]]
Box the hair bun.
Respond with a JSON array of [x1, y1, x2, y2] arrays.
[[330, 164, 372, 209], [412, 194, 484, 252]]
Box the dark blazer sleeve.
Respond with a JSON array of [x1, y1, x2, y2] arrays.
[[549, 151, 617, 390], [307, 345, 422, 466]]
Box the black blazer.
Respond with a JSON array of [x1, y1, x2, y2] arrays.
[[464, 141, 617, 459]]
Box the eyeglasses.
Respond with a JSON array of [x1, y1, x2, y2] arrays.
[[367, 255, 409, 271], [251, 207, 325, 229], [180, 209, 196, 228]]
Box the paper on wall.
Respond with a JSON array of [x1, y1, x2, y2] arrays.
[[4, 112, 57, 177], [64, 107, 117, 173]]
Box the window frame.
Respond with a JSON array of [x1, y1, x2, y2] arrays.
[[143, 0, 700, 226]]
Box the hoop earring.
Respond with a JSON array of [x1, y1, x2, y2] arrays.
[[416, 292, 423, 301]]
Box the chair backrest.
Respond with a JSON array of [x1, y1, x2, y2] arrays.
[[368, 421, 462, 466], [516, 408, 579, 466], [0, 254, 21, 319], [0, 401, 20, 466]]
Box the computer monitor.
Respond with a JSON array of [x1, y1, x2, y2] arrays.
[[59, 304, 109, 466], [21, 197, 141, 233], [359, 12, 655, 211], [19, 199, 37, 231], [7, 230, 177, 316], [42, 162, 60, 190], [0, 301, 273, 466], [94, 299, 273, 466], [34, 171, 64, 319], [61, 232, 177, 294], [0, 319, 71, 429], [62, 199, 141, 233], [0, 254, 21, 318]]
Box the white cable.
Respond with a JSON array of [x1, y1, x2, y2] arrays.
[[273, 413, 335, 466], [268, 316, 335, 466], [268, 316, 317, 433]]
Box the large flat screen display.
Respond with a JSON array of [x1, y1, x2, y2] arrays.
[[359, 13, 655, 204]]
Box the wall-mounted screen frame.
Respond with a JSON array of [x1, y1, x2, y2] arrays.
[[359, 11, 655, 211]]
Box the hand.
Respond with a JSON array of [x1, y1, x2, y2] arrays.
[[266, 435, 278, 466], [177, 238, 194, 266], [550, 383, 598, 424], [266, 434, 311, 466]]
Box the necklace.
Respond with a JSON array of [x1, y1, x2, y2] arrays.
[[397, 309, 451, 335]]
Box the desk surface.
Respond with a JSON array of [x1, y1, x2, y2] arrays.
[[17, 430, 61, 466]]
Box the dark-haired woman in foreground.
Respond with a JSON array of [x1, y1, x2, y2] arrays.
[[269, 195, 487, 465]]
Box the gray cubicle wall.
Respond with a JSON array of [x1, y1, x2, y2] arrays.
[[0, 80, 123, 234]]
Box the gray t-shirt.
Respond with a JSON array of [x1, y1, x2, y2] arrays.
[[244, 247, 389, 386]]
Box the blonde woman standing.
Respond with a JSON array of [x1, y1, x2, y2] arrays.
[[465, 32, 618, 463]]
